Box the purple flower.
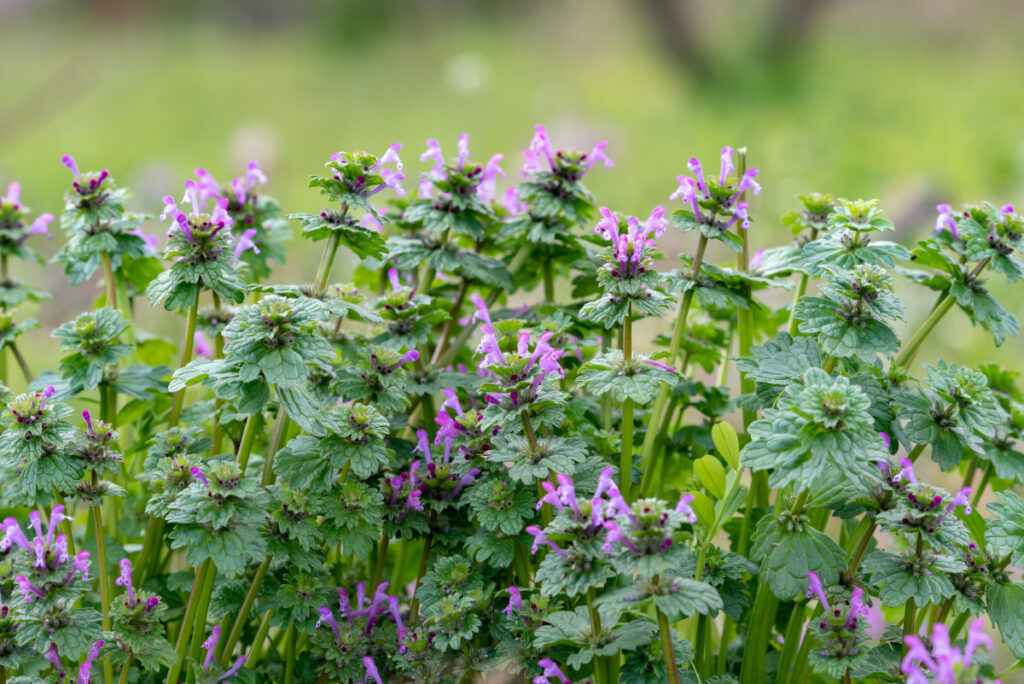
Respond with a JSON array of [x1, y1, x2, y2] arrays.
[[844, 586, 870, 631], [897, 458, 917, 484], [194, 168, 222, 200], [805, 571, 830, 611], [934, 204, 960, 239], [593, 206, 667, 278], [520, 124, 612, 179], [602, 520, 639, 555], [2, 505, 78, 584], [361, 656, 383, 684], [27, 213, 54, 239], [420, 134, 503, 202], [14, 575, 44, 602], [3, 181, 21, 207], [201, 625, 221, 671], [216, 656, 247, 683], [44, 642, 64, 678], [670, 147, 761, 230], [74, 550, 90, 581], [451, 467, 480, 498], [675, 494, 698, 523], [902, 618, 1001, 684], [318, 582, 406, 654], [194, 331, 214, 360], [503, 187, 529, 215], [233, 228, 260, 258], [934, 486, 972, 527], [503, 586, 523, 616], [114, 557, 136, 606], [645, 358, 677, 373], [534, 657, 577, 684], [191, 466, 209, 487], [76, 640, 104, 684], [880, 432, 891, 451], [61, 154, 80, 177], [526, 525, 567, 559]]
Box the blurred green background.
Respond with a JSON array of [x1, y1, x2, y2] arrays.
[[3, 0, 1024, 374]]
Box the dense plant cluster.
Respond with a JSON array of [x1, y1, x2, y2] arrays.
[[0, 128, 1020, 683]]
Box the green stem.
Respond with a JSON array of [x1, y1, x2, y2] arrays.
[[902, 534, 925, 654], [907, 442, 927, 464], [693, 614, 709, 677], [117, 658, 131, 684], [892, 295, 956, 369], [283, 620, 297, 684], [113, 266, 137, 354], [409, 535, 433, 623], [637, 236, 708, 498], [543, 259, 555, 303], [9, 343, 31, 383], [236, 412, 260, 474], [971, 462, 994, 508], [260, 409, 289, 486], [948, 610, 971, 641], [521, 412, 539, 452], [739, 582, 779, 684], [390, 540, 409, 589], [621, 306, 634, 501], [430, 280, 468, 365], [166, 559, 212, 684], [219, 558, 270, 666], [434, 243, 531, 369], [656, 607, 680, 684], [246, 609, 273, 665], [600, 333, 612, 432], [845, 519, 877, 575], [92, 496, 114, 684], [371, 535, 390, 589], [101, 251, 118, 311], [167, 289, 200, 429], [776, 601, 808, 682], [313, 228, 343, 293], [186, 561, 217, 684]]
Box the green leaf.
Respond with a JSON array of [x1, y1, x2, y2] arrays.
[[862, 551, 964, 607], [711, 422, 740, 471], [985, 490, 1024, 565], [694, 455, 726, 499], [750, 516, 847, 600], [988, 581, 1024, 658]]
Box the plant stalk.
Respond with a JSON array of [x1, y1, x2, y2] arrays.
[[219, 558, 270, 666], [166, 559, 212, 684]]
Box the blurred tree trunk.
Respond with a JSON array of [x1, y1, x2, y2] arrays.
[[638, 0, 830, 79], [638, 0, 709, 80]]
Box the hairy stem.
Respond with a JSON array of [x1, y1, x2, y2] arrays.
[[283, 619, 297, 684], [893, 295, 956, 369], [638, 235, 708, 497], [409, 535, 433, 623], [236, 412, 260, 475], [186, 560, 217, 684], [92, 493, 114, 684], [657, 607, 680, 684], [219, 558, 270, 666], [260, 409, 289, 486], [166, 559, 212, 684], [621, 304, 634, 501], [246, 609, 274, 665], [167, 289, 200, 429], [9, 343, 31, 383]]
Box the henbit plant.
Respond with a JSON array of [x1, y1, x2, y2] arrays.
[[0, 129, 1019, 684]]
